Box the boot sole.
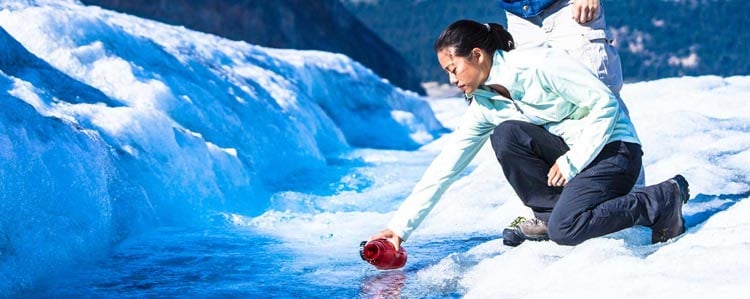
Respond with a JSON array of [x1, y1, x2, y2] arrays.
[[502, 227, 549, 247]]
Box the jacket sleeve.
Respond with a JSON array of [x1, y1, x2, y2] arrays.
[[536, 54, 620, 181], [387, 102, 495, 241]]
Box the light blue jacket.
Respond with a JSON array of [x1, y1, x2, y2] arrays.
[[387, 47, 640, 241]]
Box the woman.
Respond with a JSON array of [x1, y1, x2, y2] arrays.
[[370, 20, 689, 250]]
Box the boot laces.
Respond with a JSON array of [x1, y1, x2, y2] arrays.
[[508, 216, 527, 228]]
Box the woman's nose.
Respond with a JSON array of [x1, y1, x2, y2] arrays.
[[448, 73, 458, 85]]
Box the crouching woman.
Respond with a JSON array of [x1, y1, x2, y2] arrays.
[[370, 19, 689, 250]]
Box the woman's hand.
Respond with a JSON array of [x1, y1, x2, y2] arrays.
[[572, 0, 600, 24], [370, 228, 403, 251], [547, 162, 568, 187]]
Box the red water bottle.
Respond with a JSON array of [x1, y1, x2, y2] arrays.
[[359, 239, 407, 270]]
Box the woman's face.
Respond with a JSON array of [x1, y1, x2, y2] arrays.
[[437, 47, 491, 95]]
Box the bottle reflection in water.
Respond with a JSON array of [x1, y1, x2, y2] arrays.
[[359, 270, 407, 298]]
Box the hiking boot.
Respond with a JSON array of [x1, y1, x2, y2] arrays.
[[651, 174, 690, 244], [502, 216, 549, 247]]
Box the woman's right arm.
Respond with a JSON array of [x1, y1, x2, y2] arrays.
[[379, 103, 496, 246]]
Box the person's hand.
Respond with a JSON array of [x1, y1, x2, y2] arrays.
[[572, 0, 600, 24], [547, 162, 568, 187], [370, 228, 403, 251]]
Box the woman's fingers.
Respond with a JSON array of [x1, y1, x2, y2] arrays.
[[547, 163, 567, 187], [370, 229, 402, 250]]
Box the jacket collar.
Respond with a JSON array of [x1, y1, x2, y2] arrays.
[[471, 50, 516, 100]]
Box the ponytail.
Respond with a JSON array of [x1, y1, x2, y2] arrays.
[[433, 20, 515, 57]]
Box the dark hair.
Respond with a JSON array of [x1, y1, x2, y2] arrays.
[[433, 20, 515, 57]]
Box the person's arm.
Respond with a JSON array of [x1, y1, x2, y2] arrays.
[[377, 103, 495, 249], [536, 52, 620, 182], [571, 0, 600, 24]]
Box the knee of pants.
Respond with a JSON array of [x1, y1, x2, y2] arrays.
[[490, 120, 527, 153], [547, 216, 585, 246]]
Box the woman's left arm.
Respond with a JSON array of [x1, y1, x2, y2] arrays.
[[536, 52, 621, 181]]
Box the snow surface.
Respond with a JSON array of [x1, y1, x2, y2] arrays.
[[244, 77, 750, 298], [1, 0, 749, 298]]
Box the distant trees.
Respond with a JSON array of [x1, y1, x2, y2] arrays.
[[344, 0, 750, 83]]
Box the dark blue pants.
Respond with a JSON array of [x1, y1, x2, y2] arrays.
[[490, 120, 672, 245]]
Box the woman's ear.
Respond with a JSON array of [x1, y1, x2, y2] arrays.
[[472, 48, 482, 61], [473, 48, 490, 65]]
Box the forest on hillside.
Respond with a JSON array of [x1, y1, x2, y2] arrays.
[[343, 0, 750, 84]]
